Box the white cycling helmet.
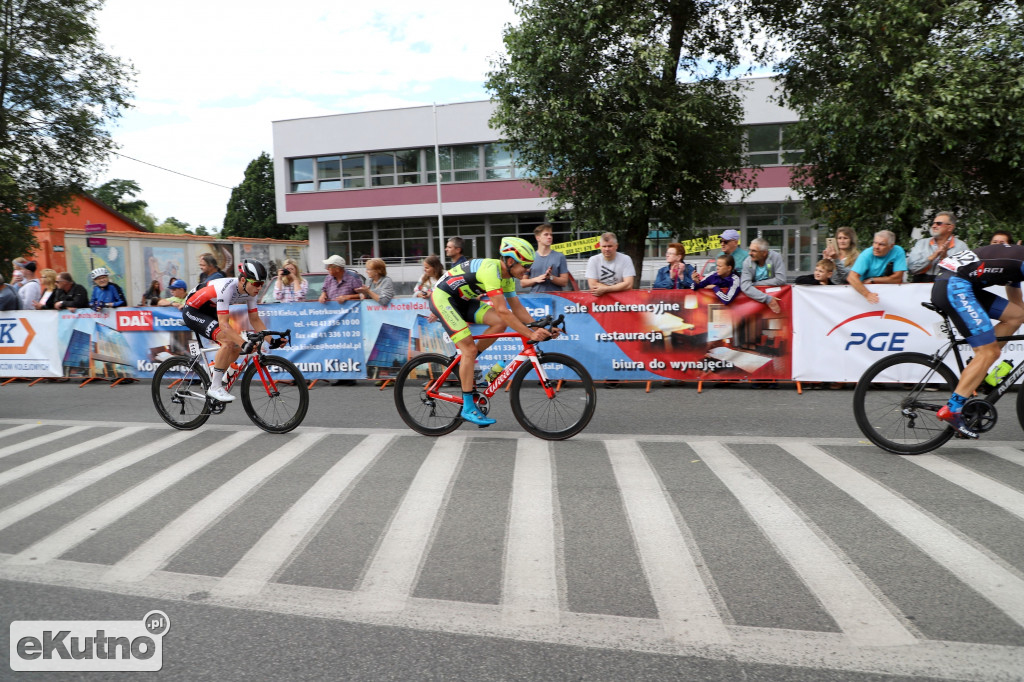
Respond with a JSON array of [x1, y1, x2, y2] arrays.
[[90, 267, 110, 280]]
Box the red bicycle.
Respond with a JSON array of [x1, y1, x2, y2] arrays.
[[394, 315, 596, 440]]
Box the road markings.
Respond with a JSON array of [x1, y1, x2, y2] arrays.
[[0, 426, 147, 489], [0, 425, 91, 460]]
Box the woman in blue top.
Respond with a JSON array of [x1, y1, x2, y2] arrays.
[[88, 267, 126, 311], [653, 243, 699, 289]]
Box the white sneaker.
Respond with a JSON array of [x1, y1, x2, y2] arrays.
[[207, 385, 234, 402]]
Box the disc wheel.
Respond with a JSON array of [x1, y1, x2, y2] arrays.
[[239, 356, 309, 433], [152, 355, 212, 430], [394, 353, 464, 436], [510, 352, 596, 440], [853, 352, 958, 455]]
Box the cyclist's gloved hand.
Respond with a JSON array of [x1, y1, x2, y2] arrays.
[[269, 336, 288, 349]]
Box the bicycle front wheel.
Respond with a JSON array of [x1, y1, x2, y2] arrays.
[[853, 352, 957, 455], [394, 353, 463, 436], [152, 355, 212, 430], [240, 356, 309, 433], [510, 352, 596, 440]]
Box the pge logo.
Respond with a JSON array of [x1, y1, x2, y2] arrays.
[[827, 311, 931, 351], [10, 610, 169, 672], [116, 310, 153, 331], [0, 316, 36, 354]]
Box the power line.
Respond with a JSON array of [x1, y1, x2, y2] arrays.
[[111, 151, 234, 189]]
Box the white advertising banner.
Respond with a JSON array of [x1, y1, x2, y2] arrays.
[[0, 310, 62, 378], [792, 283, 953, 381]]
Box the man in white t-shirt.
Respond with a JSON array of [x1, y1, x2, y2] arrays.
[[585, 232, 635, 296]]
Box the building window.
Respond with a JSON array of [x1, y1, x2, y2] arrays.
[[484, 143, 514, 179], [290, 158, 314, 192], [317, 156, 341, 190], [426, 147, 452, 183], [745, 124, 803, 166], [452, 145, 481, 181], [342, 154, 365, 188]]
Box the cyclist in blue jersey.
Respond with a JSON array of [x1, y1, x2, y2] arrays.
[[430, 237, 553, 426], [931, 244, 1024, 437]]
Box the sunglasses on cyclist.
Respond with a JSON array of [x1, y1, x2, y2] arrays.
[[244, 278, 265, 287]]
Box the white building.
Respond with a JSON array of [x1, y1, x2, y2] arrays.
[[272, 76, 818, 283]]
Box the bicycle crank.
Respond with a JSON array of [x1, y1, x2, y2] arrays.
[[962, 399, 998, 433]]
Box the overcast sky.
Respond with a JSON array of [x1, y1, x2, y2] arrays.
[[94, 0, 518, 231]]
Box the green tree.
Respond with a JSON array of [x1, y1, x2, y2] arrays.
[[223, 152, 294, 239], [0, 0, 134, 269], [486, 0, 786, 280], [93, 179, 147, 216], [777, 0, 1024, 242]]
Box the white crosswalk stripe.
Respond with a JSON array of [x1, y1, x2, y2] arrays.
[[2, 419, 1024, 680]]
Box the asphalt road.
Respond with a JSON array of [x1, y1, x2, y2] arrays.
[[2, 380, 1024, 681]]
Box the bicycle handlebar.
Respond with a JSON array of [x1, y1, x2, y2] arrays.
[[526, 315, 566, 345], [241, 329, 291, 355]]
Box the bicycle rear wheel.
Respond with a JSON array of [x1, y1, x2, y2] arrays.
[[510, 352, 596, 440], [853, 352, 957, 455], [394, 353, 463, 436], [239, 356, 309, 433], [152, 355, 212, 430]]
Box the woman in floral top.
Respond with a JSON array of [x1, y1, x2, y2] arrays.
[[273, 259, 308, 302], [414, 254, 443, 298]]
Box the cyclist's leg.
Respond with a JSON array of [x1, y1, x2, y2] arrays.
[[473, 302, 503, 354], [182, 306, 237, 402]]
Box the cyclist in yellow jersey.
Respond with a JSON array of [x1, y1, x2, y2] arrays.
[[430, 237, 552, 425]]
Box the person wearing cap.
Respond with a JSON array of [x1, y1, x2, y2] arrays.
[[88, 268, 126, 310], [719, 229, 749, 272], [0, 273, 18, 311], [158, 279, 189, 309], [51, 273, 89, 311], [15, 260, 40, 309], [319, 255, 363, 304]]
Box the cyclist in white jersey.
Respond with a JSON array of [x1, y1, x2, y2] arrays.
[[182, 259, 271, 402]]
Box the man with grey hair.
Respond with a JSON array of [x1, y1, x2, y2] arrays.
[[585, 232, 635, 296], [740, 238, 787, 313], [907, 211, 969, 283], [847, 230, 907, 304], [0, 273, 18, 311]]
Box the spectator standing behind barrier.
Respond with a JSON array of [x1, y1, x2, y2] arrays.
[[446, 237, 469, 269], [0, 274, 18, 311], [88, 267, 126, 310], [586, 232, 635, 296], [51, 273, 89, 311], [140, 280, 162, 306], [319, 255, 362, 303], [158, 280, 189, 309], [907, 211, 969, 283], [196, 253, 226, 288], [719, 229, 749, 272], [846, 230, 907, 304], [274, 258, 308, 302], [523, 223, 569, 292], [356, 258, 395, 307], [10, 257, 27, 290], [990, 231, 1015, 245], [740, 238, 786, 313], [15, 260, 40, 309], [414, 255, 443, 298], [821, 226, 860, 284], [34, 269, 57, 309], [694, 254, 740, 303], [794, 259, 836, 285], [653, 242, 698, 290]]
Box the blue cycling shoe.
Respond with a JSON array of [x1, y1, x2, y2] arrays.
[[461, 406, 495, 427], [937, 405, 979, 439]]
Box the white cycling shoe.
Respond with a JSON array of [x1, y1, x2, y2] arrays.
[[207, 385, 235, 402]]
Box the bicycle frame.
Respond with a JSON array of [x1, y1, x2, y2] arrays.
[[926, 307, 1024, 403], [423, 331, 556, 404], [172, 338, 282, 401]]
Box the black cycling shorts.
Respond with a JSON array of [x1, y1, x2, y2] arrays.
[[182, 305, 222, 342]]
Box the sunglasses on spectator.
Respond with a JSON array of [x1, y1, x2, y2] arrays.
[[932, 221, 951, 226]]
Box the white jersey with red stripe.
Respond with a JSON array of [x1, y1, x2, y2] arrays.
[[185, 277, 258, 314]]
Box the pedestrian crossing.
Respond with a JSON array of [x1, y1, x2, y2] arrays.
[[1, 419, 1023, 680]]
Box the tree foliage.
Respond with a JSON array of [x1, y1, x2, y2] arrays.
[[0, 0, 133, 267], [222, 152, 295, 239], [777, 0, 1024, 242], [486, 0, 788, 279]]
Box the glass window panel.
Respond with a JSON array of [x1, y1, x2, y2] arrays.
[[291, 182, 314, 192], [291, 158, 314, 182], [782, 151, 804, 164], [349, 228, 374, 240], [378, 227, 402, 240], [342, 154, 365, 178], [454, 169, 480, 181], [397, 173, 420, 185], [317, 156, 340, 180], [748, 152, 779, 165], [326, 222, 350, 241], [372, 176, 395, 187], [426, 148, 452, 171], [404, 226, 428, 240], [350, 240, 374, 263], [370, 153, 395, 176], [395, 150, 419, 173], [318, 180, 342, 190], [484, 143, 513, 167], [427, 172, 452, 183], [486, 168, 513, 179], [378, 240, 403, 259], [747, 125, 781, 152], [452, 144, 480, 170], [344, 177, 365, 188]]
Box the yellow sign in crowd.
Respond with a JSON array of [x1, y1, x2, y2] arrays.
[[551, 234, 722, 256]]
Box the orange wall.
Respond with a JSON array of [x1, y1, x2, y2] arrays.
[[29, 195, 147, 273]]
